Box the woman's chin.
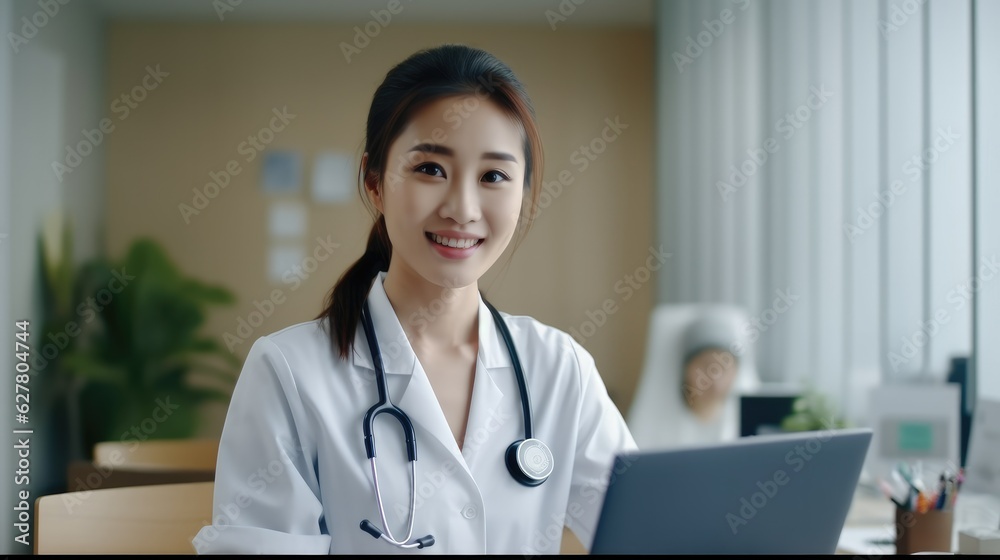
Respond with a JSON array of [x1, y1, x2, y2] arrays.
[[684, 399, 725, 423]]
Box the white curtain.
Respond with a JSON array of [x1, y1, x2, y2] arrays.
[[654, 0, 999, 415], [974, 0, 1000, 401]]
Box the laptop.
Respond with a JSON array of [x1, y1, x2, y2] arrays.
[[590, 427, 873, 554]]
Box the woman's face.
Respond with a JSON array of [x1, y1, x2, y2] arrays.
[[682, 349, 739, 420], [368, 95, 526, 290]]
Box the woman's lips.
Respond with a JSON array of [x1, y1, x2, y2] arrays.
[[425, 232, 483, 259]]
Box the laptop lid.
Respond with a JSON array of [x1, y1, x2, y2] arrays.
[[590, 428, 873, 554]]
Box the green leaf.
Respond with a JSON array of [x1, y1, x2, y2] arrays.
[[182, 385, 234, 404], [60, 352, 128, 386], [173, 337, 241, 367], [181, 279, 236, 305], [183, 362, 239, 386], [52, 236, 240, 449]]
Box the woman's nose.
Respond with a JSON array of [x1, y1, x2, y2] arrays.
[[440, 174, 482, 224]]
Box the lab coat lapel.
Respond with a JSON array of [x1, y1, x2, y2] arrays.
[[351, 272, 415, 378], [352, 274, 465, 466], [460, 297, 511, 473], [351, 273, 516, 479], [396, 358, 469, 468]]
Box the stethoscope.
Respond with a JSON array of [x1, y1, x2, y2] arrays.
[[357, 296, 554, 549]]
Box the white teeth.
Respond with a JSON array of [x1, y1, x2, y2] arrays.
[[430, 233, 480, 249]]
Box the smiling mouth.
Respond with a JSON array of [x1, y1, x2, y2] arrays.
[[425, 232, 484, 249]]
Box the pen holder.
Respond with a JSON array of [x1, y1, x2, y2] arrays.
[[894, 507, 953, 554]]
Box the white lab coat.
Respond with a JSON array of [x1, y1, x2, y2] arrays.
[[193, 271, 637, 554]]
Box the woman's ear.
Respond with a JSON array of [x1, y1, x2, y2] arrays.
[[361, 152, 384, 213]]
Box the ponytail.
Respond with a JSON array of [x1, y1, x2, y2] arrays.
[[317, 215, 391, 360]]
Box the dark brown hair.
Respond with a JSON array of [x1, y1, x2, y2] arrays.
[[317, 44, 545, 360]]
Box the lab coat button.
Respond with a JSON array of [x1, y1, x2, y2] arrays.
[[461, 505, 478, 519]]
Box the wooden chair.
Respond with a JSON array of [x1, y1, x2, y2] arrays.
[[34, 481, 213, 554], [65, 459, 215, 492], [93, 438, 219, 471]]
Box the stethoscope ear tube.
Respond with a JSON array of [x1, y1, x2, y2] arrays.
[[360, 520, 383, 539], [364, 407, 417, 461], [361, 519, 434, 549], [360, 301, 418, 462]]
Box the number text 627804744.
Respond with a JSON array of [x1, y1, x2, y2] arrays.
[[13, 319, 34, 548]]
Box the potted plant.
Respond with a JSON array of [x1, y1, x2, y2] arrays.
[[40, 233, 240, 458], [780, 388, 849, 432]]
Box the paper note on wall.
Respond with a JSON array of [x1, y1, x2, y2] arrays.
[[312, 151, 354, 204], [261, 150, 302, 194], [268, 244, 305, 284], [268, 201, 307, 238]]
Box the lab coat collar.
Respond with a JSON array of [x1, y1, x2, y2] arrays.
[[351, 271, 513, 374], [351, 271, 511, 471]]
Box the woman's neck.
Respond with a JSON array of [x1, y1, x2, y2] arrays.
[[381, 263, 480, 349]]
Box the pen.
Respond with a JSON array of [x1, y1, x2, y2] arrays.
[[950, 474, 960, 509], [895, 464, 922, 496], [918, 491, 933, 514], [879, 479, 907, 509], [935, 474, 947, 510]]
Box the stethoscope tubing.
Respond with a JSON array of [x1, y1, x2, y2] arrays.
[[483, 299, 534, 440], [367, 456, 418, 546], [360, 301, 417, 462], [357, 294, 547, 549]]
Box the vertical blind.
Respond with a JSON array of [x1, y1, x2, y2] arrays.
[[655, 0, 997, 413], [974, 0, 1000, 401]]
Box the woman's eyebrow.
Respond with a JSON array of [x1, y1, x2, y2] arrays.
[[407, 143, 518, 163]]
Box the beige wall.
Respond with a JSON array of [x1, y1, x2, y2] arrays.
[[106, 23, 654, 434]]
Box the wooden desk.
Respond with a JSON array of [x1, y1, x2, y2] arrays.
[[838, 487, 1000, 554], [836, 486, 897, 554], [35, 481, 213, 554], [65, 460, 215, 492], [561, 527, 587, 554]]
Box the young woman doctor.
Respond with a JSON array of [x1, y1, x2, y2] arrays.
[[193, 44, 637, 555]]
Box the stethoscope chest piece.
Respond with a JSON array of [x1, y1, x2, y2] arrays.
[[505, 438, 553, 486], [358, 295, 553, 548]]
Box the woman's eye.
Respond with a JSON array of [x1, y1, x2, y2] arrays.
[[414, 163, 444, 177], [483, 170, 510, 183]]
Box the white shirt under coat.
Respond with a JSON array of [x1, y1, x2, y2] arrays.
[[193, 271, 637, 554]]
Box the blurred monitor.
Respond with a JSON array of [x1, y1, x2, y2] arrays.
[[740, 393, 800, 437], [866, 383, 960, 485], [946, 356, 975, 467]]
